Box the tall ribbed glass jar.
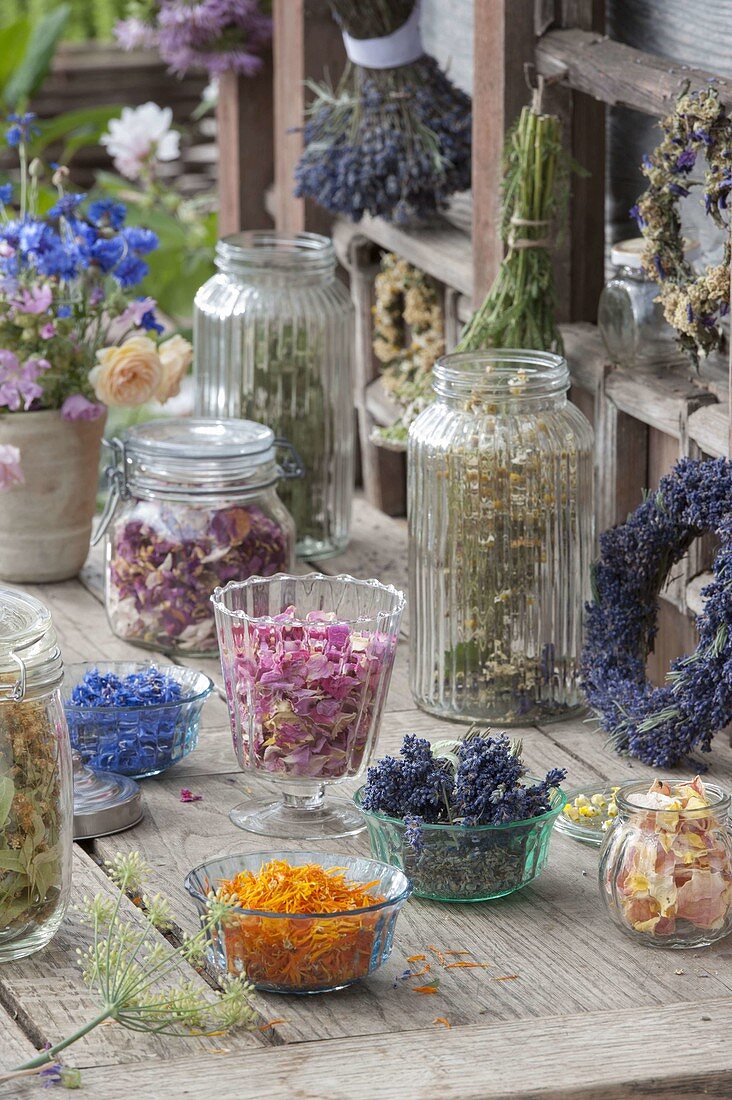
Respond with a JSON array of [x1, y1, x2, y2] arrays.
[[408, 350, 594, 725], [194, 232, 354, 560]]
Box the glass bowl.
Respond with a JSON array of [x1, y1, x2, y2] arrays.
[[555, 781, 626, 847], [354, 782, 565, 902], [63, 662, 213, 779], [184, 850, 412, 993]]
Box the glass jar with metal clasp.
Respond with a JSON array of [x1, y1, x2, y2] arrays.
[[0, 586, 72, 961], [95, 417, 302, 658]]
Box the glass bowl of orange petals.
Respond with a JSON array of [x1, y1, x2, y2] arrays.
[[599, 777, 732, 948], [184, 851, 412, 993]]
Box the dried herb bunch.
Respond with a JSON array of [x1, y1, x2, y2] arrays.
[[371, 252, 444, 450], [295, 1, 472, 225], [0, 693, 68, 943], [458, 90, 568, 354]]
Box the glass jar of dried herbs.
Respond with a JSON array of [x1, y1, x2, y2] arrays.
[[0, 587, 72, 961], [194, 232, 355, 561], [97, 417, 299, 657], [408, 350, 594, 725]]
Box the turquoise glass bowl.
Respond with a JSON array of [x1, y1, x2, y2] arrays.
[[354, 783, 565, 902]]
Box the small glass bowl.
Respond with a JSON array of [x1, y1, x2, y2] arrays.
[[555, 782, 627, 847], [184, 850, 412, 994], [63, 662, 213, 779], [354, 783, 565, 902]]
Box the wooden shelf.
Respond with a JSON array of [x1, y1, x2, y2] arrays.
[[333, 214, 473, 297], [688, 404, 730, 458], [536, 28, 732, 117]]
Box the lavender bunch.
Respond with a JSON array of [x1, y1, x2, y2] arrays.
[[362, 728, 566, 827], [294, 1, 471, 225]]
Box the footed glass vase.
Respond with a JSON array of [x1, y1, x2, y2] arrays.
[[212, 573, 405, 839]]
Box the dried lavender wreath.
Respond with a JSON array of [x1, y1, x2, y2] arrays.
[[632, 84, 732, 365], [581, 458, 732, 768]]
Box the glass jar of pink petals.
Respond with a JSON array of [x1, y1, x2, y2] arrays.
[[599, 777, 732, 949], [212, 573, 405, 840]]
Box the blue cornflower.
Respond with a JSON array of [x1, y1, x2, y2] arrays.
[[48, 193, 85, 219], [5, 111, 40, 147], [87, 198, 127, 229], [56, 305, 72, 318], [0, 182, 12, 204], [675, 147, 697, 173], [121, 226, 158, 254], [113, 254, 149, 288], [90, 235, 125, 273], [140, 308, 164, 334]]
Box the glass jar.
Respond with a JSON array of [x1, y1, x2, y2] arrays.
[[98, 418, 299, 658], [0, 587, 72, 961], [598, 238, 686, 367], [408, 350, 594, 725], [599, 780, 732, 949], [194, 232, 355, 560]]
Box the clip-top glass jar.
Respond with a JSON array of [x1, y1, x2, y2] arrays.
[[0, 586, 72, 961], [408, 350, 594, 725], [194, 232, 355, 560], [598, 238, 687, 367], [98, 417, 300, 657], [599, 779, 732, 949]]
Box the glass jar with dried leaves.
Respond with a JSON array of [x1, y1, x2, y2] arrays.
[[0, 588, 72, 961]]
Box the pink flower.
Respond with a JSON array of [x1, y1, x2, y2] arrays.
[[119, 296, 157, 327], [180, 788, 203, 803], [61, 394, 106, 421], [0, 350, 50, 411], [114, 16, 155, 50], [0, 444, 23, 491], [16, 285, 52, 315], [40, 322, 56, 339]]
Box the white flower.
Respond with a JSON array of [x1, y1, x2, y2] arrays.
[[100, 102, 180, 181]]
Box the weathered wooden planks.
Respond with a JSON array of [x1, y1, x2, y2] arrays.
[[536, 27, 732, 116], [11, 998, 732, 1099]]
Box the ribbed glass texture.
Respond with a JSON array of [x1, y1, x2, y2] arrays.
[[194, 232, 355, 560], [408, 350, 594, 726]]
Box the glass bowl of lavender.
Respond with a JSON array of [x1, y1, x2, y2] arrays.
[[63, 663, 213, 779], [355, 729, 566, 902]]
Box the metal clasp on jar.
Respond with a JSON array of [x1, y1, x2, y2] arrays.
[[274, 438, 305, 480], [91, 437, 128, 548]]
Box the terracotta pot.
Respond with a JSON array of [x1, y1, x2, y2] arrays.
[[0, 409, 107, 583]]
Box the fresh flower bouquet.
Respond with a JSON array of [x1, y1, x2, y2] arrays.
[[0, 111, 192, 583], [0, 111, 192, 483], [356, 729, 566, 901]]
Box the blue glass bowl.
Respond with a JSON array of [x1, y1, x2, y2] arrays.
[[63, 662, 213, 778], [185, 850, 412, 994]]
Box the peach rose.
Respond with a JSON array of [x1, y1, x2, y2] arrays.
[[90, 336, 162, 407], [155, 334, 193, 403]]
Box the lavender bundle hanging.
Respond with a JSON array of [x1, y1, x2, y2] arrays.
[[295, 0, 472, 225]]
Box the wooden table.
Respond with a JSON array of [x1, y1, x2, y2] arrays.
[[3, 497, 732, 1098]]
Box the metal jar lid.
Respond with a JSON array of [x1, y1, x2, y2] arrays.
[[72, 752, 143, 840]]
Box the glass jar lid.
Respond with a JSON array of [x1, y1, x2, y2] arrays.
[[118, 417, 300, 498], [0, 586, 63, 698]]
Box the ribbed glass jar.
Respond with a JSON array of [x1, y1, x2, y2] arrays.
[[408, 350, 594, 725], [194, 232, 354, 560], [0, 587, 72, 961]]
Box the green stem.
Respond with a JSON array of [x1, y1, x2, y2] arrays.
[[9, 1004, 116, 1073]]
